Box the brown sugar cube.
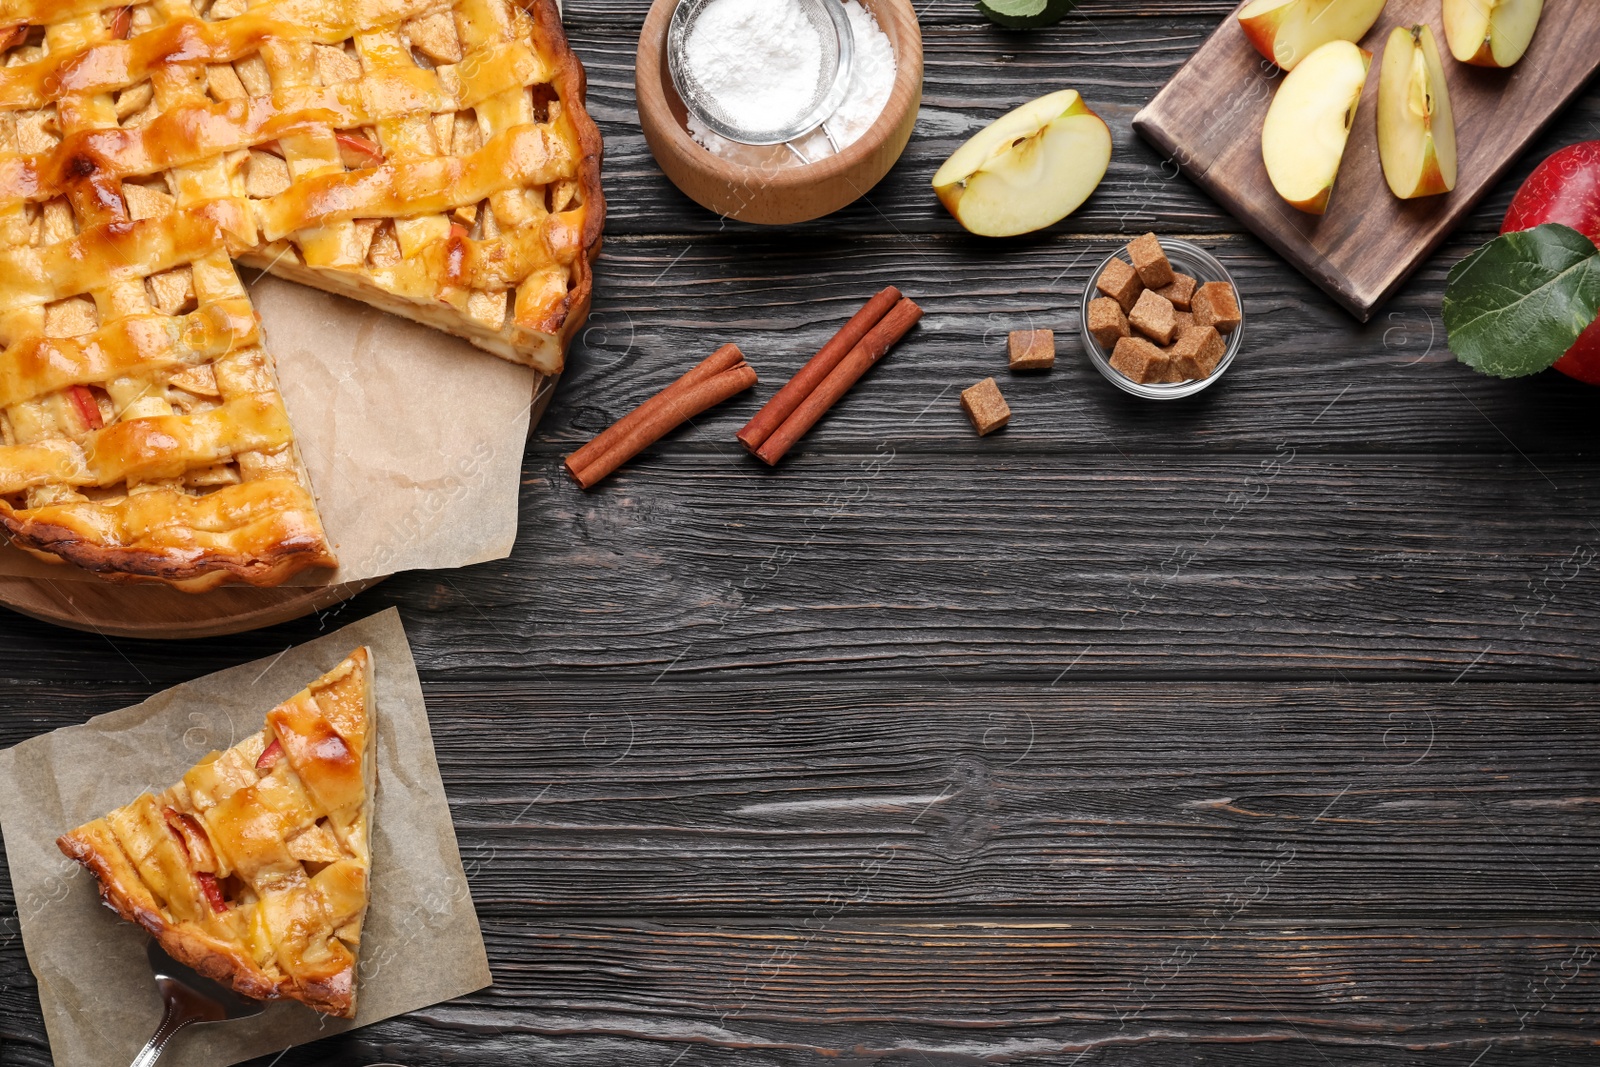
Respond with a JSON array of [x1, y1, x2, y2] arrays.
[[960, 377, 1011, 436], [1155, 272, 1197, 310], [1128, 289, 1177, 346], [1109, 336, 1172, 386], [1096, 257, 1144, 312], [1170, 325, 1227, 380], [1150, 348, 1185, 384], [1008, 329, 1055, 371], [1127, 232, 1176, 288], [1087, 297, 1130, 350], [1192, 281, 1242, 335], [1173, 309, 1196, 333], [1155, 338, 1187, 382]]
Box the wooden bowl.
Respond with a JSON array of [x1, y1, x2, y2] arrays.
[[636, 0, 923, 226]]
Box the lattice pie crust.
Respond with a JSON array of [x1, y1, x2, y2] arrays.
[[58, 647, 377, 1017], [0, 0, 603, 589]]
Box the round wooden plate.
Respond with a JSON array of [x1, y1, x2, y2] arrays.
[[0, 576, 385, 641]]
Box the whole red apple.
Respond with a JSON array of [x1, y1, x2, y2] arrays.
[[1503, 141, 1600, 385]]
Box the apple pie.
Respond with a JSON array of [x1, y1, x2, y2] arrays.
[[58, 648, 377, 1018], [0, 0, 603, 589]]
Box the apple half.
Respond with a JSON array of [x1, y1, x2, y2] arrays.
[[932, 89, 1112, 238], [1378, 24, 1457, 200], [1261, 39, 1372, 215], [1443, 0, 1545, 68], [1238, 0, 1388, 71]]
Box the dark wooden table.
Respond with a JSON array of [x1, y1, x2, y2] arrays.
[[4, 2, 1600, 1064]]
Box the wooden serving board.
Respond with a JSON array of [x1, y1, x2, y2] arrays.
[[1133, 0, 1600, 321], [0, 373, 556, 641]]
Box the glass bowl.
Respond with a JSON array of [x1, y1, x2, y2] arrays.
[[1080, 239, 1244, 400]]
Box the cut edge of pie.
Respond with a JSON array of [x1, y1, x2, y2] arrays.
[[57, 647, 377, 1018], [0, 342, 337, 591]]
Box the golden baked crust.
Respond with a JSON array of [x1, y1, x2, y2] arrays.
[[229, 0, 605, 373], [58, 648, 377, 1018], [0, 0, 604, 587]]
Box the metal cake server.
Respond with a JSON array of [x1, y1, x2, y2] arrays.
[[130, 940, 263, 1067]]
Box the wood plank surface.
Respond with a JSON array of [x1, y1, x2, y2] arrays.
[[0, 451, 1593, 685], [5, 919, 1599, 1065], [2, 1, 1599, 1065], [373, 681, 1600, 916]]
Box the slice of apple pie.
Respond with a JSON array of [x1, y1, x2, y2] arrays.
[[0, 0, 603, 588], [58, 648, 378, 1018]]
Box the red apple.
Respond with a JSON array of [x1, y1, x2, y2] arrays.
[[1502, 140, 1600, 385]]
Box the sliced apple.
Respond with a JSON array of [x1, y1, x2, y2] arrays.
[[1261, 40, 1372, 215], [1238, 0, 1388, 71], [932, 89, 1112, 238], [1378, 24, 1457, 200], [1443, 0, 1545, 68]]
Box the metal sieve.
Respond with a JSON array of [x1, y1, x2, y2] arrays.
[[667, 0, 856, 159]]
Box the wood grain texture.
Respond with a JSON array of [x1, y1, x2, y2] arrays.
[[426, 681, 1600, 916], [359, 454, 1600, 682], [0, 3, 1596, 1065], [1134, 0, 1600, 320], [5, 918, 1599, 1066]]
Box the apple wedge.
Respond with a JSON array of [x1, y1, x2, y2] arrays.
[[1238, 0, 1388, 71], [1378, 24, 1458, 199], [1261, 40, 1372, 215], [932, 89, 1112, 238], [1443, 0, 1545, 68]]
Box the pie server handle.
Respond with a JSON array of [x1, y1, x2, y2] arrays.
[[129, 987, 199, 1067]]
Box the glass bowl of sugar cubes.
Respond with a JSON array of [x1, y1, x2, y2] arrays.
[[1081, 236, 1245, 401]]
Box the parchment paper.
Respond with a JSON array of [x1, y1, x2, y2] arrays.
[[0, 241, 542, 588], [0, 607, 492, 1066]]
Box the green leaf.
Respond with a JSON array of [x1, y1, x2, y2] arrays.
[[977, 0, 1076, 30], [1444, 223, 1600, 379]]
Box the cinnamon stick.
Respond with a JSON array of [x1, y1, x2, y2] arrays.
[[754, 297, 923, 467], [565, 343, 744, 476], [737, 286, 901, 454], [565, 346, 757, 490]]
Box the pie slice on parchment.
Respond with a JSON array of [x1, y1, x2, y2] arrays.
[[57, 648, 377, 1018], [0, 0, 604, 589]]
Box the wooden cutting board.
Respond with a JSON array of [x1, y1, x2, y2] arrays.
[[1133, 0, 1600, 322]]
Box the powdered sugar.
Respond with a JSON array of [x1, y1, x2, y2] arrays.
[[684, 0, 898, 166], [822, 0, 897, 150], [684, 0, 823, 133]]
